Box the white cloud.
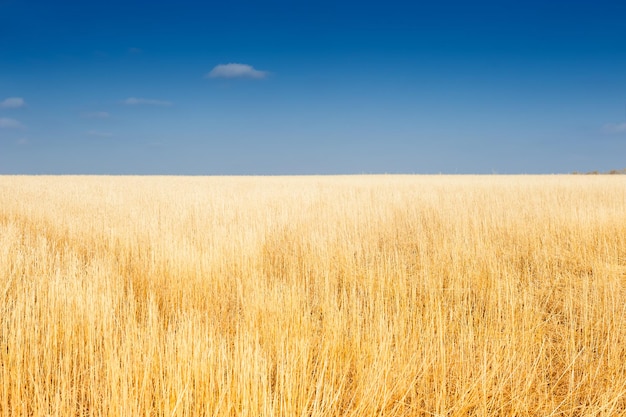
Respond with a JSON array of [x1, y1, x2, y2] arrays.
[[123, 97, 172, 106], [83, 111, 110, 119], [16, 138, 29, 146], [603, 123, 626, 133], [0, 117, 22, 128], [0, 97, 25, 108], [87, 130, 113, 137], [206, 63, 268, 79]]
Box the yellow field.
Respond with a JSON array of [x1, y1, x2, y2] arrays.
[[1, 175, 626, 416]]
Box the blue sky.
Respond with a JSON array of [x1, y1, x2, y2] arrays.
[[1, 0, 625, 174]]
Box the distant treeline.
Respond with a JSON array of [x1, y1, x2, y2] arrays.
[[572, 168, 626, 175]]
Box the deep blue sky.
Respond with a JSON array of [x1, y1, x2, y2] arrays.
[[1, 0, 625, 174]]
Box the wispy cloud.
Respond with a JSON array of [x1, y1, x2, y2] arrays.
[[603, 123, 626, 133], [123, 97, 172, 106], [206, 63, 268, 79], [0, 97, 25, 108], [16, 138, 29, 146], [0, 117, 22, 128], [128, 47, 142, 54], [83, 111, 110, 119], [87, 130, 113, 138]]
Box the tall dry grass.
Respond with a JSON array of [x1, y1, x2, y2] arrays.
[[1, 175, 626, 416]]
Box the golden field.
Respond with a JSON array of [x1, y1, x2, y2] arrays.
[[1, 175, 626, 416]]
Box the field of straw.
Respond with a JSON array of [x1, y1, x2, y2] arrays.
[[1, 175, 626, 416]]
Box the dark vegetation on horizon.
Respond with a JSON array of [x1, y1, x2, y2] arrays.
[[572, 168, 626, 175]]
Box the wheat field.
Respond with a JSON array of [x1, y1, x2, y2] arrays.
[[1, 175, 626, 416]]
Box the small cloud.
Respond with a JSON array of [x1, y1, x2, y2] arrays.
[[603, 123, 626, 133], [0, 117, 22, 128], [206, 63, 268, 79], [129, 47, 142, 54], [83, 111, 110, 119], [87, 130, 113, 137], [16, 138, 29, 146], [0, 97, 25, 108], [123, 97, 172, 106]]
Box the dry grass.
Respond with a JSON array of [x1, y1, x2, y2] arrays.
[[1, 175, 626, 416]]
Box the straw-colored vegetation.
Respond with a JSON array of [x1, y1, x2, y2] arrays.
[[1, 175, 626, 416]]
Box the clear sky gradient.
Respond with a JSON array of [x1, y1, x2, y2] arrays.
[[1, 0, 625, 174]]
